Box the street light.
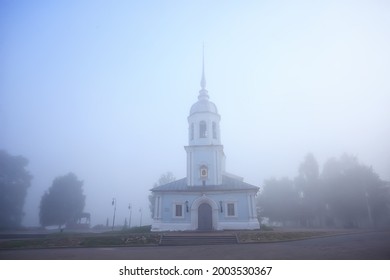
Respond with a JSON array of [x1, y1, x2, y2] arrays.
[[128, 203, 132, 229], [139, 208, 143, 227], [112, 198, 117, 231], [365, 192, 373, 226]]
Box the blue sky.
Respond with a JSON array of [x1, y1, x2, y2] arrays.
[[1, 0, 389, 227]]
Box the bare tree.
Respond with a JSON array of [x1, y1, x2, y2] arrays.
[[149, 172, 175, 218]]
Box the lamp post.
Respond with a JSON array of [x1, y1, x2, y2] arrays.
[[112, 198, 116, 231], [128, 203, 132, 229], [139, 208, 143, 227], [365, 192, 373, 226]]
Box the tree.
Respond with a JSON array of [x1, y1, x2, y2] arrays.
[[149, 172, 176, 218], [257, 177, 300, 226], [294, 153, 325, 227], [321, 154, 385, 228], [0, 150, 32, 229], [298, 153, 319, 182], [39, 173, 85, 228], [367, 180, 390, 227]]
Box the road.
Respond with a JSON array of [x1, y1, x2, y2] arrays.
[[1, 230, 389, 260]]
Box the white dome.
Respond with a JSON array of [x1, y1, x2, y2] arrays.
[[190, 99, 218, 115]]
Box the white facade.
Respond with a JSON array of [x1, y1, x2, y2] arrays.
[[151, 58, 260, 231], [151, 190, 259, 231]]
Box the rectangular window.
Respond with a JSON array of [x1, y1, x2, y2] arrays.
[[227, 203, 235, 216], [175, 204, 183, 217]]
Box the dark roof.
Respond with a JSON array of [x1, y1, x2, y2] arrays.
[[151, 175, 259, 192]]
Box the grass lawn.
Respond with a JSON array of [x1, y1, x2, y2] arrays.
[[237, 230, 344, 243], [0, 228, 350, 249], [0, 232, 160, 249]]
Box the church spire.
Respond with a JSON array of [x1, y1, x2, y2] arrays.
[[200, 45, 206, 89], [198, 45, 209, 100]]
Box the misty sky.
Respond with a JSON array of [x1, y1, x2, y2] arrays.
[[1, 0, 389, 227]]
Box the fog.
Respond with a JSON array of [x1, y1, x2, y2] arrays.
[[1, 1, 389, 228]]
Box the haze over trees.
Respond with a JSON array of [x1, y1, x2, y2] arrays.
[[257, 153, 390, 228], [39, 173, 85, 228], [149, 172, 176, 218], [0, 150, 32, 229]]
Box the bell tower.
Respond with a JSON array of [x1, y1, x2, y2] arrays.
[[185, 51, 225, 186]]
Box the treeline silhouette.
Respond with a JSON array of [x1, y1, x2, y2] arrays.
[[0, 150, 86, 230], [257, 153, 390, 229]]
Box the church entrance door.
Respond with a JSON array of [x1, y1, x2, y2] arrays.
[[198, 203, 212, 230]]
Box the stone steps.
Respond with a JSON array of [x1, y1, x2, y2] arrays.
[[159, 234, 238, 246]]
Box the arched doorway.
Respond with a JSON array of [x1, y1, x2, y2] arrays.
[[198, 203, 212, 230]]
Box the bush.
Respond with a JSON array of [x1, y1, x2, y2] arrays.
[[260, 224, 274, 231]]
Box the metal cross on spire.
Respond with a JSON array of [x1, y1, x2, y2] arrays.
[[198, 44, 209, 100], [200, 44, 206, 90]]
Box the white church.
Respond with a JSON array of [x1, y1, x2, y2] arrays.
[[150, 57, 260, 231]]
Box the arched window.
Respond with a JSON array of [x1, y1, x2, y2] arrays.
[[199, 121, 207, 138], [212, 122, 217, 139], [190, 123, 194, 140]]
